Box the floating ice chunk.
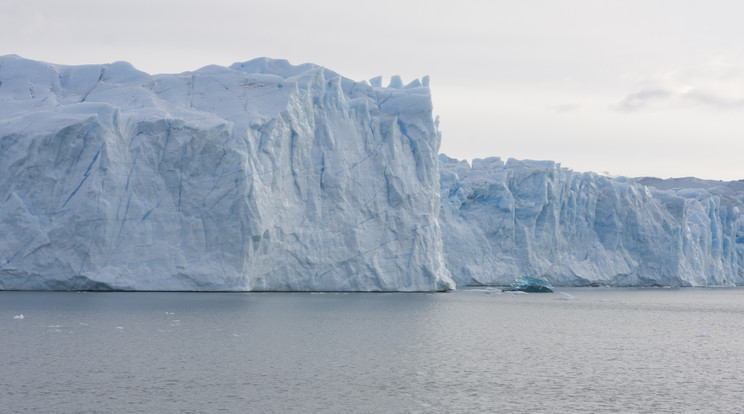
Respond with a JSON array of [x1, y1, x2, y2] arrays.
[[13, 314, 24, 319], [502, 276, 553, 293]]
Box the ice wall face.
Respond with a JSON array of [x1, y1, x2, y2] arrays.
[[439, 155, 744, 287], [0, 55, 454, 291]]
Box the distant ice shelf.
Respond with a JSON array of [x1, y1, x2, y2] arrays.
[[439, 155, 744, 287]]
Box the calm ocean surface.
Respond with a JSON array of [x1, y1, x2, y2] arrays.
[[2, 288, 744, 413]]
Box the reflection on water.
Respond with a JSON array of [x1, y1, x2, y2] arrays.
[[2, 288, 744, 413]]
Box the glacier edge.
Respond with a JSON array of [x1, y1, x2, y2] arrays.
[[438, 154, 744, 287], [0, 55, 454, 291], [1, 55, 743, 291]]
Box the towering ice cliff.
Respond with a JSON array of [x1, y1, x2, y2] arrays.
[[0, 55, 454, 291], [439, 155, 744, 287], [2, 56, 742, 291]]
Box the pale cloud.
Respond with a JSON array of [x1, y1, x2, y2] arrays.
[[613, 59, 744, 112], [682, 89, 744, 109], [613, 86, 744, 112], [612, 88, 680, 112]]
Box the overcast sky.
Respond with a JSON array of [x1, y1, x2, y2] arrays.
[[2, 0, 743, 180]]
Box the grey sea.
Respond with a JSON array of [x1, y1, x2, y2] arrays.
[[2, 288, 744, 413]]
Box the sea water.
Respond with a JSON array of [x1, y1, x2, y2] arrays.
[[2, 288, 744, 413]]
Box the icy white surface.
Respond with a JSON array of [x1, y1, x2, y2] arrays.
[[0, 55, 453, 291], [439, 155, 744, 287]]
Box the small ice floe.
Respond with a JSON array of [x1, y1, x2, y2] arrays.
[[502, 276, 553, 293], [115, 326, 124, 330], [13, 314, 24, 319], [554, 292, 577, 301], [697, 333, 711, 338], [165, 312, 175, 315]]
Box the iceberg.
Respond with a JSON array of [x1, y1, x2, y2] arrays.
[[502, 276, 553, 293], [0, 55, 454, 291], [439, 155, 744, 287]]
